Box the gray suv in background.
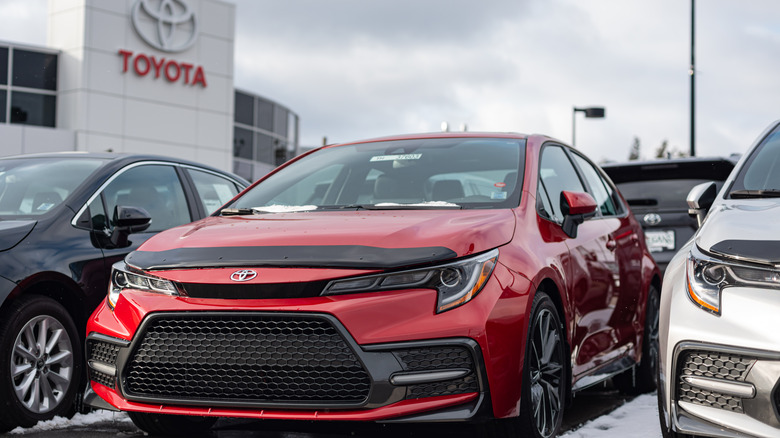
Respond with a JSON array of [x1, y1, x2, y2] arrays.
[[602, 157, 737, 273]]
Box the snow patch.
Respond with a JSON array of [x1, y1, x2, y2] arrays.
[[561, 393, 660, 437], [9, 410, 131, 434]]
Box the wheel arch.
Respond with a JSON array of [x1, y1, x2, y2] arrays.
[[1, 272, 88, 336]]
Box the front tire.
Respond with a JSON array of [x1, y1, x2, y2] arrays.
[[0, 295, 82, 430], [614, 284, 660, 394], [128, 412, 217, 437]]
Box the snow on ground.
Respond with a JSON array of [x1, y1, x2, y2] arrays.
[[8, 411, 131, 435], [561, 393, 661, 437]]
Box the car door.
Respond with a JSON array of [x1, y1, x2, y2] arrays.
[[569, 152, 643, 362], [536, 144, 619, 378]]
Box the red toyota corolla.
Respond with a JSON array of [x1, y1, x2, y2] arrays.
[[85, 133, 660, 437]]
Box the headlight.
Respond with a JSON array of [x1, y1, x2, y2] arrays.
[[687, 245, 780, 315], [108, 261, 178, 309], [323, 249, 498, 313]]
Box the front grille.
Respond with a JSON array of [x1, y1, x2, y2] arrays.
[[676, 350, 756, 413], [87, 339, 121, 389], [394, 345, 478, 399], [123, 313, 371, 406], [179, 281, 328, 299]]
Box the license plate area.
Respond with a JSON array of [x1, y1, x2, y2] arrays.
[[645, 230, 675, 253]]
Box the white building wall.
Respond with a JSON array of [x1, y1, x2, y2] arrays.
[[46, 0, 235, 171]]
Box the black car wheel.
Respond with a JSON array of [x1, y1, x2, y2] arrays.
[[0, 295, 81, 430], [614, 284, 660, 394], [128, 412, 217, 437]]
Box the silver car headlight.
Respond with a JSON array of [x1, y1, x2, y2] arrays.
[[323, 249, 498, 313], [687, 245, 780, 315], [108, 261, 179, 309]]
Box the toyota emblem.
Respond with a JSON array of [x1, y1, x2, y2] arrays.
[[230, 269, 257, 282], [643, 213, 662, 226], [131, 0, 199, 53]]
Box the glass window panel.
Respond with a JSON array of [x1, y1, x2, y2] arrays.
[[233, 160, 252, 182], [538, 145, 585, 223], [12, 49, 57, 90], [0, 47, 8, 85], [255, 98, 274, 131], [254, 132, 275, 165], [234, 91, 253, 126], [10, 91, 56, 127], [287, 113, 298, 146], [233, 126, 253, 159], [571, 153, 618, 216], [273, 106, 288, 136], [101, 165, 190, 233], [0, 90, 6, 123], [188, 168, 241, 214]]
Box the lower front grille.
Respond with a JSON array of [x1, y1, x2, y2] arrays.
[[676, 350, 756, 413], [87, 338, 121, 389], [394, 345, 478, 399], [123, 313, 371, 406]]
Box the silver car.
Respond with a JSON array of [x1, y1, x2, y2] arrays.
[[658, 120, 780, 438]]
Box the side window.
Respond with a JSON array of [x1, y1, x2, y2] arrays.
[[102, 165, 191, 233], [571, 153, 621, 217], [538, 145, 586, 223], [188, 169, 241, 215]]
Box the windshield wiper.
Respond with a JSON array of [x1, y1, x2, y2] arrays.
[[729, 189, 780, 199], [220, 208, 255, 216]]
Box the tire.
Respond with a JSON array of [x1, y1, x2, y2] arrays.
[[480, 291, 567, 438], [128, 412, 217, 437], [614, 284, 660, 395], [0, 295, 82, 430]]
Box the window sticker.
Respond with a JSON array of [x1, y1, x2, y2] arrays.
[[490, 192, 508, 200], [370, 154, 422, 162]]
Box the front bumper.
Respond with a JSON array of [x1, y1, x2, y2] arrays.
[[660, 252, 780, 437]]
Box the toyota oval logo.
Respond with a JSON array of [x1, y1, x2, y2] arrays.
[[643, 213, 662, 226], [230, 270, 257, 282], [131, 0, 199, 53]]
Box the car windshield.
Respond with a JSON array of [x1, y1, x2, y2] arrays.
[[617, 179, 724, 211], [0, 157, 106, 218], [730, 127, 780, 196], [230, 137, 525, 212]]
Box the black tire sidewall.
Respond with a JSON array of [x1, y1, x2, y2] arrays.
[[0, 295, 82, 428]]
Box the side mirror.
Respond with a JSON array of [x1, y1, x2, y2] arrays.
[[560, 191, 598, 238], [687, 182, 717, 228], [110, 205, 152, 247]]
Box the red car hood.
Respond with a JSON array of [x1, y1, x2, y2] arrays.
[[129, 210, 515, 270]]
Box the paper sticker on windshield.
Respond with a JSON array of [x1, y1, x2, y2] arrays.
[[491, 192, 508, 200], [370, 154, 422, 162]]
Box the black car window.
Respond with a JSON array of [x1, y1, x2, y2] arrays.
[[538, 145, 586, 223], [731, 127, 780, 193], [570, 152, 621, 217], [102, 165, 191, 233], [187, 168, 242, 214]]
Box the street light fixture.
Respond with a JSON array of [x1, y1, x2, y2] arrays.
[[572, 106, 606, 147]]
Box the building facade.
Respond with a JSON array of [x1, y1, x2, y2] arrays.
[[0, 0, 298, 181]]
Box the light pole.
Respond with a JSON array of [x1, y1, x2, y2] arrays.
[[572, 106, 606, 147]]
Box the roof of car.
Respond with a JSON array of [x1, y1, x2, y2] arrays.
[[331, 132, 532, 147], [601, 156, 738, 183]]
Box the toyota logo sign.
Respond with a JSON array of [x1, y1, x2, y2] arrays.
[[131, 0, 199, 53], [230, 270, 257, 282]]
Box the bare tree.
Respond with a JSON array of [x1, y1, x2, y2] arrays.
[[629, 137, 641, 160]]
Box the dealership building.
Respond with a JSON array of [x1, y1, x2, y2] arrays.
[[0, 0, 299, 181]]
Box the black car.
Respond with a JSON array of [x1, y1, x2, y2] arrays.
[[0, 153, 248, 431], [601, 157, 737, 273]]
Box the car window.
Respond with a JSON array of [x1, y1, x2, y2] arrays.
[[187, 168, 242, 214], [231, 138, 525, 210], [731, 128, 780, 192], [570, 153, 621, 217], [538, 145, 585, 223], [616, 179, 718, 210], [100, 164, 191, 233]]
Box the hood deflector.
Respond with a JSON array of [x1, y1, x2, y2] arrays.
[[126, 245, 459, 271], [709, 240, 780, 265]]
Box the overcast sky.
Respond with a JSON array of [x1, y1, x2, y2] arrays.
[[2, 0, 779, 162]]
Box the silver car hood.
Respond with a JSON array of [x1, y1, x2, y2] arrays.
[[696, 198, 780, 264]]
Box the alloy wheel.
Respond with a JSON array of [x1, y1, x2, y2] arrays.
[[528, 307, 564, 438], [11, 315, 74, 414]]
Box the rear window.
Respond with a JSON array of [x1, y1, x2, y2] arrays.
[[617, 179, 722, 210]]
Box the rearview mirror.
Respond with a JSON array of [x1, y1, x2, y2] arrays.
[[110, 205, 151, 247], [687, 182, 717, 228], [560, 191, 598, 238]]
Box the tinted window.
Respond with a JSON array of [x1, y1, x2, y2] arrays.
[[255, 132, 275, 164], [274, 106, 288, 136], [538, 145, 585, 222], [256, 98, 274, 131], [188, 168, 241, 214], [10, 91, 55, 127], [0, 47, 7, 85], [571, 153, 620, 216], [617, 179, 717, 210], [0, 90, 5, 123], [234, 91, 253, 126], [0, 158, 105, 217], [102, 165, 190, 233], [12, 49, 57, 90], [233, 127, 252, 159], [232, 138, 525, 211]]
